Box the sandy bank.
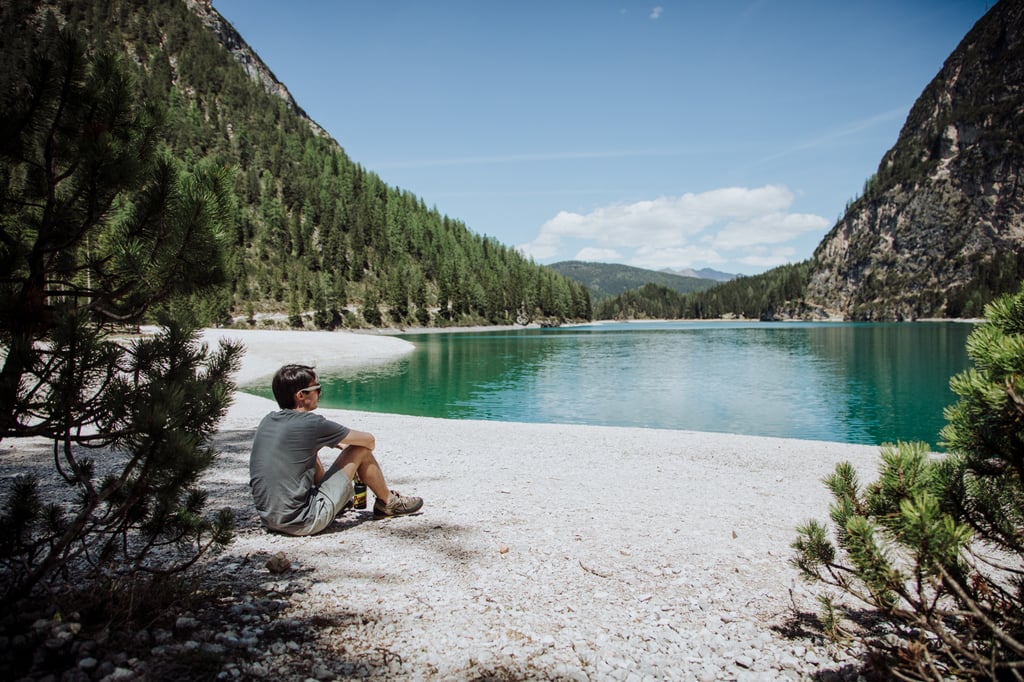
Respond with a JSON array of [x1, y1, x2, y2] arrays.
[[198, 327, 416, 386]]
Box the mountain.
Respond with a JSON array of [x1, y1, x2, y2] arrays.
[[0, 0, 591, 328], [597, 0, 1024, 322], [660, 267, 737, 283], [805, 0, 1024, 320], [548, 261, 720, 301], [184, 0, 325, 138]]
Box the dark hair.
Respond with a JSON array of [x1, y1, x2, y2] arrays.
[[272, 364, 317, 409]]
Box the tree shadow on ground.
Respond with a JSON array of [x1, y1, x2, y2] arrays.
[[771, 606, 887, 682]]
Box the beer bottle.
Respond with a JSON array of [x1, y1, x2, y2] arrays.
[[353, 476, 367, 509]]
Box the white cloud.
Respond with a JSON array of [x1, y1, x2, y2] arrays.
[[630, 245, 726, 271], [713, 212, 828, 249], [737, 246, 799, 269], [650, 6, 663, 19], [517, 231, 561, 260], [575, 247, 623, 261], [520, 185, 829, 272]]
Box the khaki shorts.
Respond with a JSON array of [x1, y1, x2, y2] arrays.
[[298, 469, 354, 536]]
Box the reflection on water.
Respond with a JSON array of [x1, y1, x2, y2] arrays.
[[248, 321, 974, 448]]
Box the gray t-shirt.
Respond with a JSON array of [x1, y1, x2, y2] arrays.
[[249, 410, 350, 533]]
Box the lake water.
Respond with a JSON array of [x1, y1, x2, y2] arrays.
[[257, 321, 976, 448]]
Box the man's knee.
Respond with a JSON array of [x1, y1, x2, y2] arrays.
[[333, 445, 373, 475], [345, 444, 374, 462]]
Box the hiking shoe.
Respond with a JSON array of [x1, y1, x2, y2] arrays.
[[373, 490, 423, 518]]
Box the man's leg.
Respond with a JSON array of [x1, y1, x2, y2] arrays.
[[301, 472, 353, 535], [331, 445, 391, 504], [329, 446, 423, 518]]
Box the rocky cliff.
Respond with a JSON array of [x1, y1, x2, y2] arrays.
[[805, 0, 1024, 320], [187, 0, 329, 139]]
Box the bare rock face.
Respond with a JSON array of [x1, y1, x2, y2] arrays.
[[806, 0, 1024, 320], [183, 0, 329, 139]]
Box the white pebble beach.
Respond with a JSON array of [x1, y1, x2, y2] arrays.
[[190, 327, 883, 680]]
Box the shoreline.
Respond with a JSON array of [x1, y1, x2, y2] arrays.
[[7, 326, 886, 678], [367, 316, 984, 337], [198, 327, 417, 386]]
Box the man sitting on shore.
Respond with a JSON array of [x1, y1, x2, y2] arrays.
[[249, 364, 423, 535]]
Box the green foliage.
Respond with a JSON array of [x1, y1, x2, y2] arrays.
[[940, 286, 1024, 554], [0, 324, 241, 601], [945, 251, 1024, 318], [0, 26, 240, 604], [793, 283, 1024, 680]]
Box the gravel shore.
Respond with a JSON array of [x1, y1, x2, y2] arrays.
[[203, 328, 882, 680], [8, 328, 886, 680]]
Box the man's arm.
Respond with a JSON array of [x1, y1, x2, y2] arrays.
[[314, 456, 326, 485], [338, 429, 375, 451]]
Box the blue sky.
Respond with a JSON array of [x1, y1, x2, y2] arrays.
[[213, 1, 990, 276]]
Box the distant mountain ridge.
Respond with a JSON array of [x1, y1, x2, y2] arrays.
[[660, 267, 737, 283], [548, 261, 720, 301]]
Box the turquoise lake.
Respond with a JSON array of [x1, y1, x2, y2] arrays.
[[256, 321, 976, 448]]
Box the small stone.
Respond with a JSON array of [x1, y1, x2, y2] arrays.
[[78, 657, 98, 671], [175, 616, 198, 631], [101, 667, 135, 681], [266, 552, 291, 574]]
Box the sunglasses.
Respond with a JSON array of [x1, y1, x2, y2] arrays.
[[298, 384, 322, 395]]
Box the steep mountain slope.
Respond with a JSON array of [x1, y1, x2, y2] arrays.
[[548, 261, 719, 301], [806, 0, 1024, 320], [183, 0, 326, 138], [0, 0, 591, 328]]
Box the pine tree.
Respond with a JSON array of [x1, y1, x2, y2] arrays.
[[0, 27, 239, 604], [792, 282, 1024, 680]]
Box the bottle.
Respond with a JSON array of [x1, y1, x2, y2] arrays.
[[353, 476, 367, 509]]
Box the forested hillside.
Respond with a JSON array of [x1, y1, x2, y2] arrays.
[[548, 261, 718, 301], [0, 0, 591, 329], [595, 262, 815, 320]]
